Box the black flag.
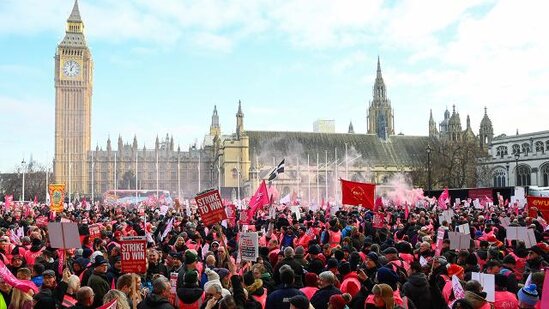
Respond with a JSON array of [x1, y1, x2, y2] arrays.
[[268, 159, 285, 181]]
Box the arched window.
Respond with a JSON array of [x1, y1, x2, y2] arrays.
[[351, 173, 364, 182], [231, 168, 238, 179], [282, 186, 291, 196], [542, 164, 549, 187], [516, 165, 531, 186], [493, 169, 506, 187], [496, 146, 508, 157], [546, 141, 549, 151], [512, 144, 520, 155], [535, 141, 544, 153], [522, 143, 531, 154]]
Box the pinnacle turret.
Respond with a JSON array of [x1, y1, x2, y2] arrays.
[[67, 0, 82, 23]]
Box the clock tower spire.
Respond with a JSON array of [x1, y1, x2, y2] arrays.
[[53, 0, 93, 195]]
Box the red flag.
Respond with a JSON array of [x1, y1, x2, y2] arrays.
[[341, 179, 375, 209], [33, 195, 38, 204], [247, 180, 269, 220], [5, 195, 13, 209], [404, 203, 409, 220], [438, 188, 449, 210], [374, 197, 383, 212]]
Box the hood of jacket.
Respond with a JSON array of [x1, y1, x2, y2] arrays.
[[464, 291, 488, 309]]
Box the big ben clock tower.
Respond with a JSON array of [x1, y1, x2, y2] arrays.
[[53, 0, 93, 195]]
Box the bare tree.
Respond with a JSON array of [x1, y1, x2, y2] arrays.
[[411, 137, 489, 189], [0, 161, 52, 202]]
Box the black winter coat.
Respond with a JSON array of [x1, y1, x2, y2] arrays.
[[137, 294, 175, 309], [310, 285, 342, 309], [402, 272, 434, 309]]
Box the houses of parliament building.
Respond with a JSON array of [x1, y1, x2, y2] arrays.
[[54, 1, 502, 202]]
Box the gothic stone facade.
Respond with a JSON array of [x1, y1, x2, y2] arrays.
[[479, 131, 549, 188]]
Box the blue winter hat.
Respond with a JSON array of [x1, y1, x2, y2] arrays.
[[376, 266, 399, 290], [518, 284, 539, 306]]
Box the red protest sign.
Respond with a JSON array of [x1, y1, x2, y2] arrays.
[[195, 189, 227, 227], [120, 236, 147, 274], [89, 224, 101, 242], [527, 196, 549, 219]]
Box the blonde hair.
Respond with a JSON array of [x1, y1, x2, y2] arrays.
[[67, 275, 81, 294], [372, 284, 394, 309], [11, 288, 33, 308], [103, 289, 131, 309]]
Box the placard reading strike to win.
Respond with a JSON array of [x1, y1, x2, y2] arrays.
[[120, 236, 147, 274], [195, 189, 227, 227]]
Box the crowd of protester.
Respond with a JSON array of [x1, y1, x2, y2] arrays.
[[0, 196, 547, 309]]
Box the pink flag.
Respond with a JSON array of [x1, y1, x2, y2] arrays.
[[58, 250, 65, 274], [404, 203, 409, 220], [0, 260, 38, 293], [438, 188, 449, 210], [247, 180, 270, 220]]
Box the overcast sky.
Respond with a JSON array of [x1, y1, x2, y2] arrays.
[[1, 0, 548, 172]]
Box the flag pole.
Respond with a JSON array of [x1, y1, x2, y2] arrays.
[[198, 151, 201, 192], [316, 153, 319, 204], [91, 151, 94, 204], [135, 149, 138, 205], [307, 154, 311, 205], [325, 150, 328, 203], [334, 147, 338, 204], [345, 143, 348, 180], [297, 156, 300, 201], [237, 156, 241, 202], [156, 150, 159, 202], [178, 155, 181, 199], [114, 152, 117, 197]]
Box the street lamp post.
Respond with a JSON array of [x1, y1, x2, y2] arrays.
[[426, 145, 432, 195], [506, 162, 510, 186], [21, 159, 26, 202], [515, 152, 520, 186]]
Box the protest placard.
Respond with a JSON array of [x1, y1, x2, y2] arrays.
[[239, 232, 259, 262], [419, 255, 428, 267], [290, 206, 301, 220], [88, 224, 101, 242], [471, 272, 495, 302], [195, 189, 227, 227], [48, 222, 81, 249], [448, 232, 471, 250], [506, 226, 521, 240], [121, 236, 147, 273], [435, 228, 445, 256], [457, 223, 470, 234], [452, 275, 465, 300], [506, 227, 536, 247], [473, 199, 482, 209]]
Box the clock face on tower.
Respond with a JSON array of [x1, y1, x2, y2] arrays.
[[62, 60, 80, 77]]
